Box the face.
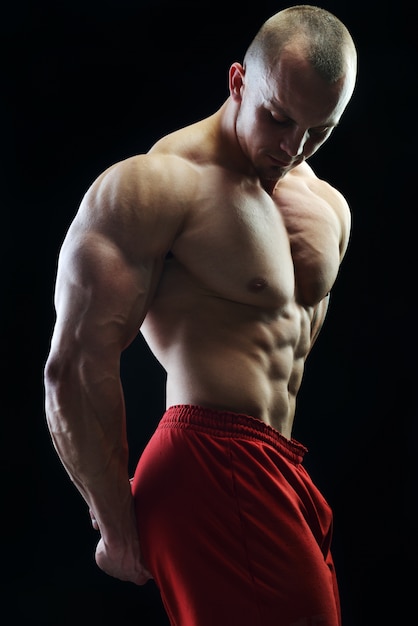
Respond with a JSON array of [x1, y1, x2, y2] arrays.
[[231, 46, 354, 182]]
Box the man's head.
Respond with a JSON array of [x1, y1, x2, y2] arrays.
[[229, 5, 357, 182]]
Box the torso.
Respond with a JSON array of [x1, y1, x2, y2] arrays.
[[140, 119, 348, 438]]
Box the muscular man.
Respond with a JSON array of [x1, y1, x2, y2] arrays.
[[44, 5, 357, 625]]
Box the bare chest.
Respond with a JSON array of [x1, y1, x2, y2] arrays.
[[169, 178, 341, 308]]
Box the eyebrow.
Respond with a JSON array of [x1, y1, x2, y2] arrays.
[[269, 99, 293, 121], [269, 98, 339, 129]]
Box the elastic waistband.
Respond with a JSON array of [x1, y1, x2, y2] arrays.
[[159, 405, 308, 464]]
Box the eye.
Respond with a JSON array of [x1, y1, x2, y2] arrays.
[[270, 111, 290, 125]]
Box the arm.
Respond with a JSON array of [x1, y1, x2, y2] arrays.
[[309, 292, 330, 351], [307, 180, 351, 353], [44, 155, 185, 584]]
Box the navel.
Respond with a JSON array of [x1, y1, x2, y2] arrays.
[[248, 276, 268, 292]]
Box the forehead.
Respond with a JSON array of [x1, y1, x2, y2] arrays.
[[260, 47, 352, 126]]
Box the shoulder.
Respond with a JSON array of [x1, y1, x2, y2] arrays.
[[306, 164, 352, 259], [281, 162, 352, 259], [85, 152, 201, 213], [65, 153, 202, 261], [305, 163, 350, 215]]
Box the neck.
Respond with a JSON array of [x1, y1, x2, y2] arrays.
[[216, 99, 258, 177]]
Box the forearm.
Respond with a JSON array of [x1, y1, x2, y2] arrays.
[[45, 351, 152, 585], [44, 354, 134, 542]]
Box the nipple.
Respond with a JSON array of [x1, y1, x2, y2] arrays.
[[248, 277, 268, 292]]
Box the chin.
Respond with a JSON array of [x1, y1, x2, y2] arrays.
[[265, 168, 287, 181]]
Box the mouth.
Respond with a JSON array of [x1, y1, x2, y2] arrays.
[[268, 155, 293, 168]]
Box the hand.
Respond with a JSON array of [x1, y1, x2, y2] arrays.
[[95, 535, 153, 586], [89, 490, 153, 586]]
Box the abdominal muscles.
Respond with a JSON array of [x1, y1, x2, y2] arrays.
[[141, 284, 313, 437]]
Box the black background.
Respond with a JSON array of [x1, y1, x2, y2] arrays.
[[3, 1, 417, 624]]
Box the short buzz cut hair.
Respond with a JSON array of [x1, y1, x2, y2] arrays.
[[243, 4, 357, 84]]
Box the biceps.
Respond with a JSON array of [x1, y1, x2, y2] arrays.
[[54, 230, 162, 351]]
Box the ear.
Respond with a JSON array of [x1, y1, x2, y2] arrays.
[[229, 62, 245, 102]]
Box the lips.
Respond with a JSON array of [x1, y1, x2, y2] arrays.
[[269, 155, 292, 167]]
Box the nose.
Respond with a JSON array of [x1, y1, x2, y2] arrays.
[[280, 127, 308, 158]]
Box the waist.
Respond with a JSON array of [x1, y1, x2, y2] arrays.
[[165, 360, 299, 437], [159, 404, 308, 464]]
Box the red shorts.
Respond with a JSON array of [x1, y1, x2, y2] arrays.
[[132, 405, 341, 626]]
